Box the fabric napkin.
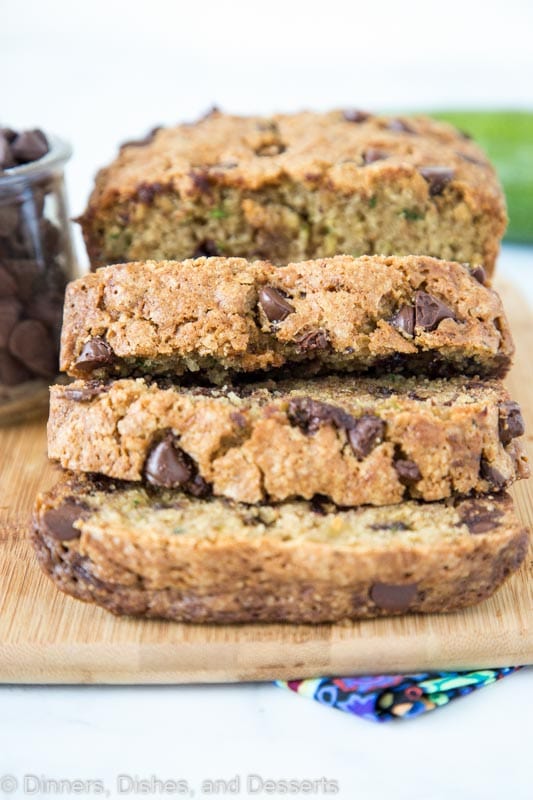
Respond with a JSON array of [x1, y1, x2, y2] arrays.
[[276, 667, 521, 721]]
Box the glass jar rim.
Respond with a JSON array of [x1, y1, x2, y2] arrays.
[[0, 133, 72, 189]]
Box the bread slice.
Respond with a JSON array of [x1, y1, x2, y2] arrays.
[[78, 110, 506, 275], [60, 255, 513, 383], [47, 375, 529, 506], [31, 474, 528, 623]]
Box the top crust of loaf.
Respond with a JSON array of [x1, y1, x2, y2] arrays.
[[83, 110, 504, 217]]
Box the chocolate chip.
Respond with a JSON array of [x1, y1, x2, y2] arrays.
[[63, 381, 107, 402], [415, 291, 455, 331], [370, 582, 417, 611], [47, 262, 69, 294], [120, 125, 161, 149], [229, 410, 248, 429], [390, 305, 415, 337], [1, 128, 17, 144], [394, 459, 421, 485], [25, 292, 64, 330], [136, 182, 165, 204], [363, 148, 388, 164], [74, 337, 116, 374], [343, 109, 371, 123], [418, 166, 455, 196], [192, 239, 219, 258], [72, 558, 112, 590], [480, 459, 507, 489], [387, 119, 415, 134], [40, 219, 62, 259], [259, 287, 295, 323], [186, 473, 212, 498], [0, 205, 20, 237], [348, 415, 385, 459], [460, 502, 503, 534], [0, 265, 18, 296], [0, 298, 22, 348], [498, 401, 525, 445], [463, 515, 498, 534], [144, 434, 193, 488], [369, 521, 410, 531], [310, 495, 329, 515], [287, 397, 356, 435], [3, 259, 40, 300], [8, 319, 57, 377], [0, 134, 15, 170], [468, 265, 487, 286], [465, 379, 490, 391], [11, 129, 48, 164], [42, 500, 88, 541], [189, 170, 211, 193], [0, 350, 30, 385], [295, 330, 329, 352]]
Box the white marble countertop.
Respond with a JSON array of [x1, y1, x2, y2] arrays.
[[1, 668, 533, 800], [2, 1, 533, 797]]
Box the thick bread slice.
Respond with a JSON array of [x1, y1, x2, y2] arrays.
[[47, 375, 529, 506], [31, 474, 529, 624], [60, 255, 513, 383]]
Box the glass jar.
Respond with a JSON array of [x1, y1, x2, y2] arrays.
[[0, 134, 75, 425]]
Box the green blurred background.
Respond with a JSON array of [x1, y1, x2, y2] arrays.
[[433, 112, 533, 242]]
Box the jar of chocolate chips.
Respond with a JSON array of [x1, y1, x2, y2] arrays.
[[0, 126, 75, 423]]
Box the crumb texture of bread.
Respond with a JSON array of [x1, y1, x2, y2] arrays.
[[47, 376, 529, 505], [60, 255, 514, 382], [79, 110, 506, 275], [31, 475, 528, 623]]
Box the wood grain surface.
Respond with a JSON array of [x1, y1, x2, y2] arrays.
[[0, 279, 531, 684]]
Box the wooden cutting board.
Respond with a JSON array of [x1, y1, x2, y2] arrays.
[[0, 279, 532, 684]]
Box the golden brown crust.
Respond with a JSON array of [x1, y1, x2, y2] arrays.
[[79, 110, 506, 273], [31, 474, 529, 623], [84, 112, 502, 210], [60, 255, 514, 382], [47, 376, 529, 505]]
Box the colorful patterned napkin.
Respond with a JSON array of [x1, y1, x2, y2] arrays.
[[276, 667, 521, 721]]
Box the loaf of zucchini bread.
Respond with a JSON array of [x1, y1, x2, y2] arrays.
[[78, 110, 506, 275]]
